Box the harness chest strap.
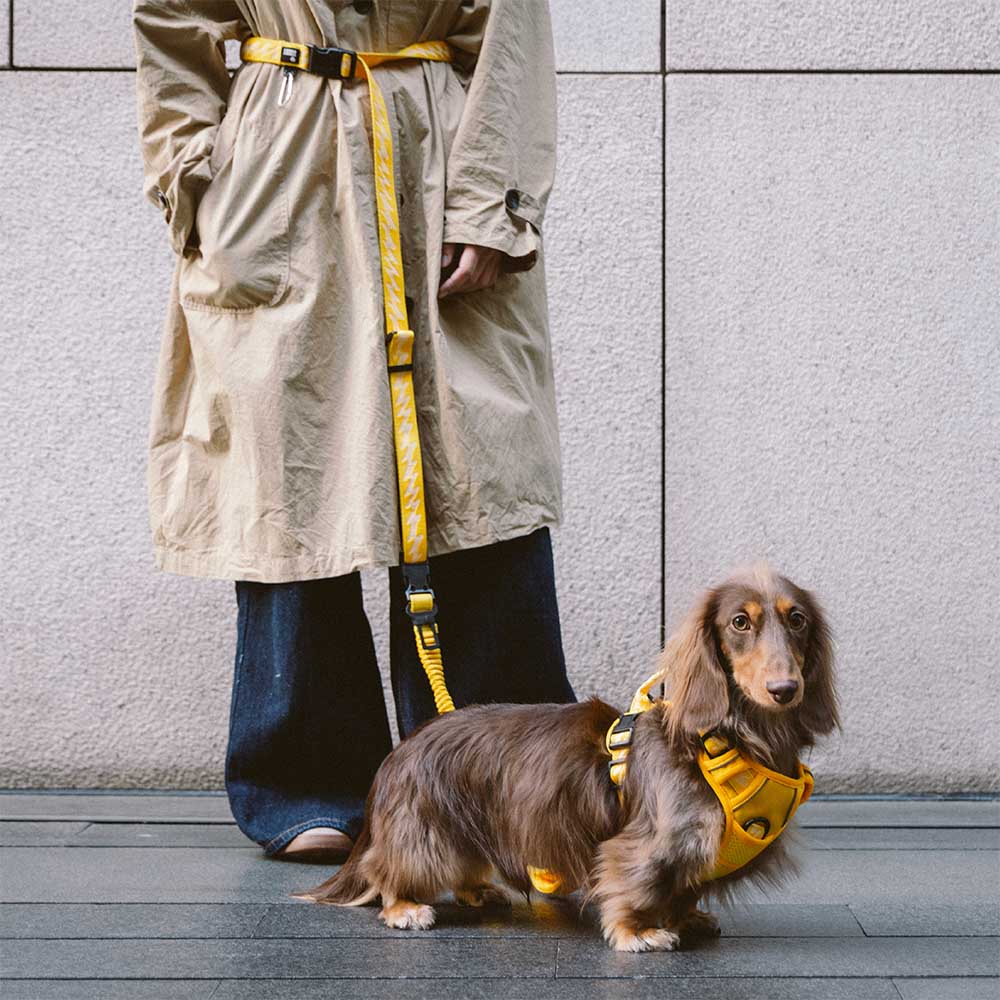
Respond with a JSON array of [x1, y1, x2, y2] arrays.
[[240, 36, 456, 713], [605, 674, 814, 882]]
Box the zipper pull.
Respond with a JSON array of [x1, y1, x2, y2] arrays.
[[278, 66, 296, 107]]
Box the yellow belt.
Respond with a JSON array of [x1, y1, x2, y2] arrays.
[[240, 36, 456, 713]]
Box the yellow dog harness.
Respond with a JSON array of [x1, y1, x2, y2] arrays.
[[528, 671, 814, 893], [241, 36, 456, 713], [606, 671, 814, 881]]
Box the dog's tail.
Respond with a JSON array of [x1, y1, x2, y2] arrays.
[[291, 819, 378, 907]]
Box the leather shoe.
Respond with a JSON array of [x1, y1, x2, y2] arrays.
[[274, 826, 353, 863]]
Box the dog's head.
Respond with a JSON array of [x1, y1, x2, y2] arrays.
[[662, 565, 839, 743]]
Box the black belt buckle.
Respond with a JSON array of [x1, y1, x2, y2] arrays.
[[308, 45, 358, 79]]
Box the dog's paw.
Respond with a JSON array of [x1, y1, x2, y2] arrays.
[[379, 901, 436, 930], [455, 885, 511, 908], [679, 908, 721, 939], [607, 926, 680, 953]]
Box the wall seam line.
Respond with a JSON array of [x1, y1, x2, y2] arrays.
[[659, 0, 667, 651]]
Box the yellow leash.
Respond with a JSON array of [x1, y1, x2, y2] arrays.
[[241, 37, 456, 714]]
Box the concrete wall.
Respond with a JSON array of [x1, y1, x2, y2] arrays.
[[1, 2, 997, 793]]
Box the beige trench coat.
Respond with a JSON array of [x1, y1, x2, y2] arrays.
[[132, 0, 561, 582]]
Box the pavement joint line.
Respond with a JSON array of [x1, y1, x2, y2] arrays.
[[3, 934, 996, 941], [247, 905, 274, 940], [2, 975, 995, 983], [845, 904, 870, 938], [1, 792, 996, 798]]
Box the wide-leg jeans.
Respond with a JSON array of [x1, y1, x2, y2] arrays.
[[224, 528, 575, 853]]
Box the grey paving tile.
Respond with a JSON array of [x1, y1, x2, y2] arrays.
[[27, 794, 991, 828], [800, 800, 1000, 829], [0, 904, 266, 940], [737, 851, 1000, 906], [0, 900, 862, 942], [255, 898, 592, 939], [663, 70, 998, 799], [253, 901, 861, 940], [852, 903, 1000, 938], [0, 824, 89, 847], [13, 0, 134, 67], [4, 847, 999, 906], [0, 982, 218, 1000], [555, 936, 999, 978], [210, 979, 901, 1000], [548, 73, 664, 697], [894, 979, 1000, 1000], [718, 904, 862, 938], [666, 0, 1000, 70], [551, 0, 661, 71], [12, 0, 661, 72], [805, 827, 1000, 851], [70, 823, 249, 848], [0, 794, 232, 824], [0, 848, 311, 903], [0, 937, 557, 979]]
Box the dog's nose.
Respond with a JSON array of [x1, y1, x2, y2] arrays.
[[766, 679, 799, 705]]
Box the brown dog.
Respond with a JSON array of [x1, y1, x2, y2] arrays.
[[299, 565, 838, 951]]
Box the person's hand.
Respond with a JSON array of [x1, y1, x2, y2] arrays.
[[438, 243, 503, 298]]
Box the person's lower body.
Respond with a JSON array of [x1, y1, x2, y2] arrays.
[[224, 527, 575, 855]]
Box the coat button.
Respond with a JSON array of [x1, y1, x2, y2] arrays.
[[353, 0, 373, 13], [505, 188, 520, 212]]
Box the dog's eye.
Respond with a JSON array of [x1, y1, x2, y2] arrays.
[[731, 613, 751, 632], [788, 610, 807, 631]]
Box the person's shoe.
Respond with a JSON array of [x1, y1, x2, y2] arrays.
[[273, 827, 353, 863]]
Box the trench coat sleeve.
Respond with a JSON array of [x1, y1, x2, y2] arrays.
[[443, 0, 557, 272], [132, 0, 249, 255]]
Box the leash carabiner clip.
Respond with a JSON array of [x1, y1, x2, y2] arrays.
[[278, 66, 296, 107]]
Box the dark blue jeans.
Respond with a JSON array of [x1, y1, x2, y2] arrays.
[[224, 527, 575, 853]]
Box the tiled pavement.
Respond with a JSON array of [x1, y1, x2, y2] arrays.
[[0, 794, 997, 999]]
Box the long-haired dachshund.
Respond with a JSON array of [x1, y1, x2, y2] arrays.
[[299, 565, 839, 951]]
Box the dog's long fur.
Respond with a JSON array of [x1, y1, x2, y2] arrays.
[[298, 565, 839, 950]]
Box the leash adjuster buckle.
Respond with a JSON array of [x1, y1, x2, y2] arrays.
[[308, 45, 358, 79], [405, 589, 438, 626], [402, 562, 439, 628]]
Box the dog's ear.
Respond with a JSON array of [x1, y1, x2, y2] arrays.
[[663, 589, 729, 742], [796, 588, 840, 735]]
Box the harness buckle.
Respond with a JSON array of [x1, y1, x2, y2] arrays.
[[308, 45, 358, 79], [607, 712, 639, 749], [700, 730, 731, 758]]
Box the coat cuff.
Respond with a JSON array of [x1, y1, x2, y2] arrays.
[[443, 187, 545, 273], [148, 128, 218, 256]]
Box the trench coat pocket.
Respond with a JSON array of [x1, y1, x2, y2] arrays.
[[179, 117, 290, 314]]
